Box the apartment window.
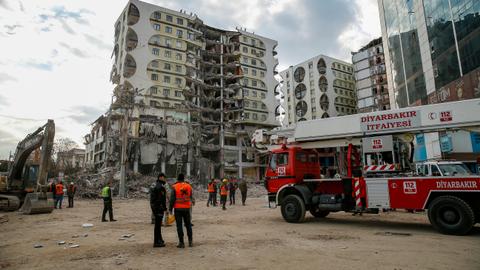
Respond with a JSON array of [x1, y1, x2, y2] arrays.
[[177, 18, 183, 25], [243, 78, 248, 86], [261, 114, 267, 121], [175, 77, 182, 85], [244, 100, 250, 107], [252, 69, 257, 76], [165, 38, 172, 47], [252, 90, 257, 97], [176, 40, 182, 49], [260, 71, 265, 78], [261, 92, 266, 99], [174, 103, 181, 109], [165, 26, 172, 33], [166, 15, 173, 22], [251, 39, 256, 46], [252, 80, 257, 87], [243, 89, 249, 96], [150, 86, 158, 94], [187, 32, 194, 40], [163, 88, 170, 96], [308, 62, 313, 69], [153, 12, 161, 19], [244, 112, 250, 119], [164, 76, 171, 83], [251, 48, 256, 55], [251, 59, 257, 65], [153, 23, 161, 30], [243, 36, 248, 42], [176, 65, 182, 72], [164, 63, 171, 70], [176, 29, 183, 38], [243, 67, 248, 74], [243, 57, 248, 63], [176, 53, 182, 61], [243, 47, 248, 53], [150, 100, 157, 107], [163, 102, 170, 107], [262, 103, 266, 110], [252, 113, 258, 120], [175, 90, 182, 97], [164, 50, 171, 58], [252, 102, 257, 108], [152, 48, 160, 55], [260, 62, 265, 67], [151, 73, 158, 81], [151, 61, 159, 68]]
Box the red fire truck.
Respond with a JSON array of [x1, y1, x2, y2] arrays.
[[252, 99, 480, 235]]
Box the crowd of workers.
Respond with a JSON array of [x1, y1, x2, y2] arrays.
[[47, 173, 249, 249]]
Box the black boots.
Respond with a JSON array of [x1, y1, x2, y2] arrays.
[[177, 242, 185, 248]]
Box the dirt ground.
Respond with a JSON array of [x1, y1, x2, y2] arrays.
[[1, 195, 479, 270]]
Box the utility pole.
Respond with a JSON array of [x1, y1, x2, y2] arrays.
[[219, 37, 225, 179]]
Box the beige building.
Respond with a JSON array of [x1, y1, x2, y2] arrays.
[[280, 54, 356, 126], [92, 0, 280, 181], [57, 148, 86, 171]]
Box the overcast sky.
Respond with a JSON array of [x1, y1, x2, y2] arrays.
[[0, 0, 381, 159]]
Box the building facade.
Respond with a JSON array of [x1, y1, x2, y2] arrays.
[[378, 0, 480, 162], [352, 37, 391, 113], [84, 115, 108, 170], [91, 0, 280, 181], [280, 54, 356, 126], [57, 148, 86, 171]]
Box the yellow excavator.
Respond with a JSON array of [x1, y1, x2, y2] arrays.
[[0, 120, 55, 214]]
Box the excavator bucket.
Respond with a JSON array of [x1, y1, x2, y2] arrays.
[[20, 192, 54, 214]]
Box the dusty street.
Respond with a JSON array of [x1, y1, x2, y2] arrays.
[[1, 195, 479, 270]]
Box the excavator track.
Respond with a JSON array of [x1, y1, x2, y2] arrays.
[[0, 195, 21, 211]]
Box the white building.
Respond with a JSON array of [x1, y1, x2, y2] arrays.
[[280, 54, 356, 126], [92, 0, 280, 180]]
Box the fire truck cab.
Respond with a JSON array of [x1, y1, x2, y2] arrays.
[[416, 161, 473, 177]]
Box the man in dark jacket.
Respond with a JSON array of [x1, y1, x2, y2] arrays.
[[67, 182, 77, 208], [239, 179, 248, 206], [150, 173, 167, 247]]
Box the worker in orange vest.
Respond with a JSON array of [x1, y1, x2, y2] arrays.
[[220, 179, 229, 210], [169, 173, 194, 248], [206, 179, 216, 207], [55, 181, 64, 209]]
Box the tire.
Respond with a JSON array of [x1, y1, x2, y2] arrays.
[[309, 207, 330, 218], [281, 194, 306, 223], [427, 196, 475, 235]]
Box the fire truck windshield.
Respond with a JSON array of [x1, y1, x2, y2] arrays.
[[269, 153, 289, 171], [438, 163, 472, 176]]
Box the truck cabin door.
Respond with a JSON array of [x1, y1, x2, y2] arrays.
[[267, 152, 293, 193]]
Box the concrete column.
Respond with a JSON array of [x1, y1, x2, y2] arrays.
[[237, 135, 243, 179]]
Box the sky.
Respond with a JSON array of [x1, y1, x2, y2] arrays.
[[0, 0, 381, 159]]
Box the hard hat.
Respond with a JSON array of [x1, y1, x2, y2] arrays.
[[70, 182, 74, 185], [223, 179, 228, 183]]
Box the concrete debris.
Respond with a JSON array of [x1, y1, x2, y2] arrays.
[[121, 233, 134, 238], [34, 244, 43, 248], [72, 235, 79, 238], [82, 234, 88, 237], [82, 223, 94, 228], [0, 214, 8, 224], [58, 241, 66, 245], [69, 244, 80, 248]]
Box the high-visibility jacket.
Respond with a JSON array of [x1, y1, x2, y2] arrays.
[[101, 186, 110, 198], [207, 183, 215, 193], [172, 182, 192, 209], [55, 184, 64, 195], [220, 185, 228, 196]]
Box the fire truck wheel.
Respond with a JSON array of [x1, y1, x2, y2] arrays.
[[281, 194, 306, 223], [309, 207, 330, 218], [428, 196, 475, 235]]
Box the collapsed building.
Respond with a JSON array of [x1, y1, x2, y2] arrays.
[[84, 0, 281, 183]]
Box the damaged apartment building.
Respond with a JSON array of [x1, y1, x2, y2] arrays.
[[84, 0, 281, 181]]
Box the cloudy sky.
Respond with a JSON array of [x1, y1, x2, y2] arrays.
[[0, 0, 381, 159]]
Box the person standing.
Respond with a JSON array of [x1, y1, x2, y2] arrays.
[[228, 179, 237, 205], [207, 179, 216, 207], [212, 179, 218, 206], [101, 180, 117, 222], [67, 182, 77, 208], [49, 180, 57, 201], [169, 173, 193, 248], [150, 173, 167, 247], [55, 181, 64, 209], [220, 179, 228, 210], [239, 179, 248, 206]]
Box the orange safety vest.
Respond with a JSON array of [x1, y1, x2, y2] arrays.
[[56, 184, 64, 195], [207, 183, 215, 193], [173, 182, 192, 209], [220, 185, 228, 196]]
